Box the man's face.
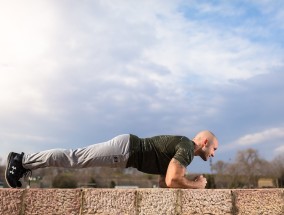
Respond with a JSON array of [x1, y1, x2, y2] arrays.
[[200, 140, 218, 161]]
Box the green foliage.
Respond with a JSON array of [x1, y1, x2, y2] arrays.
[[110, 180, 116, 188], [205, 174, 216, 189], [278, 174, 284, 188], [147, 174, 153, 180], [0, 165, 5, 183], [88, 177, 97, 188], [52, 172, 77, 188], [229, 180, 245, 189]]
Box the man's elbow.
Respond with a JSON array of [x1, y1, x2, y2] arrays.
[[159, 180, 167, 188], [165, 177, 181, 188]]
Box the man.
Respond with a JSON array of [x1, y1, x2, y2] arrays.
[[5, 130, 218, 189]]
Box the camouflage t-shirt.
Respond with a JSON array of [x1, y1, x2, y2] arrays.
[[126, 134, 195, 175]]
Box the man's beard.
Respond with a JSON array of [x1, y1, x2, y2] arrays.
[[200, 153, 208, 161]]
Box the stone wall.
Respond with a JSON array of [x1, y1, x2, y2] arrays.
[[0, 188, 283, 214]]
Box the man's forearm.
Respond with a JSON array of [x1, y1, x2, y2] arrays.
[[167, 176, 204, 189], [165, 158, 207, 189]]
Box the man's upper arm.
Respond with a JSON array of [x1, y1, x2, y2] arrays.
[[173, 141, 193, 168], [165, 158, 186, 186]]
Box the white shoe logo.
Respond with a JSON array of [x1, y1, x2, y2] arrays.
[[10, 166, 16, 174]]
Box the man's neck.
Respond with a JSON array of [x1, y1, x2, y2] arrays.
[[193, 142, 202, 156]]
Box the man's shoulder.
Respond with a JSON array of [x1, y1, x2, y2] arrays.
[[175, 135, 192, 143], [175, 137, 194, 150], [173, 138, 195, 167], [151, 135, 190, 140], [178, 136, 191, 141]]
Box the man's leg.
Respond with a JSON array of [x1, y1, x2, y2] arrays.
[[6, 134, 131, 187], [23, 134, 131, 169]]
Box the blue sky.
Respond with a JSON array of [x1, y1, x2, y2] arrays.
[[0, 0, 284, 173]]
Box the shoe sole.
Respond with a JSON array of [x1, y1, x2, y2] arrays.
[[5, 152, 16, 188]]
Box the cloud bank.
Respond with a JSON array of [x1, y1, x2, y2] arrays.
[[1, 0, 284, 172]]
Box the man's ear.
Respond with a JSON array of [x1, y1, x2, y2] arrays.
[[203, 139, 208, 147]]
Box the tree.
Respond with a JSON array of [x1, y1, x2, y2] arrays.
[[271, 154, 284, 187], [211, 160, 229, 188], [226, 163, 244, 188], [212, 160, 228, 175], [235, 148, 263, 187]]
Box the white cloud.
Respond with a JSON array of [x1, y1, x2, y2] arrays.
[[0, 1, 57, 63], [274, 145, 284, 154], [235, 127, 284, 146], [0, 132, 60, 143], [1, 0, 282, 116]]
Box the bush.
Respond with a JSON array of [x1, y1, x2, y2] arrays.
[[52, 172, 77, 188]]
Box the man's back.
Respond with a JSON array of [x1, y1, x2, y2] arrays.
[[126, 134, 195, 175]]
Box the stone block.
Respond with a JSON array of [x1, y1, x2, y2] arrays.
[[181, 189, 232, 215], [233, 189, 284, 215], [82, 188, 136, 215], [0, 189, 24, 215], [136, 188, 179, 215], [23, 189, 81, 215], [1, 188, 284, 215]]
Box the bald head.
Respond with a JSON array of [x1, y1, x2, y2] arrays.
[[193, 130, 217, 145], [193, 130, 219, 161]]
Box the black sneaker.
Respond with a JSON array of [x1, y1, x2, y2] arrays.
[[5, 152, 31, 188]]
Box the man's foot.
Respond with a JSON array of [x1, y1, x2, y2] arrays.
[[5, 152, 31, 188]]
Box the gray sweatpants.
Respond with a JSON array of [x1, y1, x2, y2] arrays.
[[22, 134, 131, 170]]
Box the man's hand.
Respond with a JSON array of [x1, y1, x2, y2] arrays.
[[194, 175, 207, 189], [165, 158, 207, 189]]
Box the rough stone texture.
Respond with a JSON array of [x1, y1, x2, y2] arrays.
[[181, 189, 232, 215], [82, 188, 136, 215], [233, 189, 284, 215], [23, 189, 81, 215], [0, 189, 24, 215], [136, 189, 179, 215], [1, 188, 284, 215]]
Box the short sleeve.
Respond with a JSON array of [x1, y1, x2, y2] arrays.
[[173, 141, 194, 167]]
